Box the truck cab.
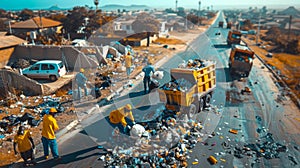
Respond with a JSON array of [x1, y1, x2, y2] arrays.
[[228, 44, 255, 77], [227, 30, 242, 45], [218, 21, 224, 28]]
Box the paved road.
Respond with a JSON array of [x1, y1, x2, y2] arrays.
[[10, 11, 299, 168]]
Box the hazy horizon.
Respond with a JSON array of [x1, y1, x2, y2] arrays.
[[0, 0, 299, 10]]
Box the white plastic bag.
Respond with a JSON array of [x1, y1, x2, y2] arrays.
[[152, 71, 164, 80], [130, 124, 145, 137]]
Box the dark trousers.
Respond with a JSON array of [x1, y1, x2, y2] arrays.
[[143, 76, 151, 93], [20, 148, 35, 164]]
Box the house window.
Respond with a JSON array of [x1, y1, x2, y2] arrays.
[[126, 25, 130, 30]]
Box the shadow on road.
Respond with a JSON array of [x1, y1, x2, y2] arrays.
[[216, 67, 233, 82], [6, 146, 100, 168], [213, 44, 230, 48]]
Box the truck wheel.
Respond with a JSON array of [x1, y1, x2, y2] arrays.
[[49, 75, 57, 81], [199, 98, 204, 112], [204, 94, 212, 108], [188, 104, 198, 119]]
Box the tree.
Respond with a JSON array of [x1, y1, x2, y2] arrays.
[[19, 9, 34, 21], [62, 7, 88, 34], [132, 13, 160, 46], [0, 9, 6, 17]]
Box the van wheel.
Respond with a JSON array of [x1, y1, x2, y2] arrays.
[[49, 75, 57, 81]]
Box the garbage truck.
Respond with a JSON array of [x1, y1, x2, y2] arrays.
[[158, 59, 216, 119], [228, 44, 255, 77], [218, 21, 224, 28], [227, 30, 242, 45]]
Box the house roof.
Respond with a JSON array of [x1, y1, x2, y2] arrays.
[[0, 32, 7, 36], [0, 35, 26, 48], [11, 17, 62, 29]]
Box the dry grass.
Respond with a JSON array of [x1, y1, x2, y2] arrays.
[[244, 36, 300, 101], [154, 38, 185, 45], [264, 53, 300, 98]]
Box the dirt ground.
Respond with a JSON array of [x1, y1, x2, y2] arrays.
[[243, 36, 300, 103]]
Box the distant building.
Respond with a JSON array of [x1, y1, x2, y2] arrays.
[[114, 19, 135, 35], [10, 17, 62, 40]]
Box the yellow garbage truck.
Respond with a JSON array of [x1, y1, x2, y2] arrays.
[[229, 44, 255, 77], [158, 59, 216, 119], [227, 30, 242, 45]]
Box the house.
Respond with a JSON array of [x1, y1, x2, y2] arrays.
[[0, 35, 26, 68], [264, 21, 281, 29], [114, 19, 135, 35], [10, 16, 62, 40]]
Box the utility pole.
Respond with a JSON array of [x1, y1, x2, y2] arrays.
[[198, 1, 201, 26], [288, 15, 292, 42], [256, 14, 261, 45], [94, 0, 99, 12], [175, 0, 178, 12]]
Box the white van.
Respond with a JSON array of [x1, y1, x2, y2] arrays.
[[22, 60, 66, 81]]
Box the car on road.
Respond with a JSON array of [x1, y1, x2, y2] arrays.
[[22, 60, 66, 81], [266, 52, 273, 58]]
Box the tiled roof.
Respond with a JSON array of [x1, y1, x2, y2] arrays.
[[0, 35, 26, 48], [11, 17, 62, 29], [0, 32, 7, 36]]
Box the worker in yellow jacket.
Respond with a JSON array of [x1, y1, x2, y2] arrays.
[[41, 107, 60, 160], [125, 52, 133, 77], [109, 104, 135, 132], [14, 126, 36, 166]]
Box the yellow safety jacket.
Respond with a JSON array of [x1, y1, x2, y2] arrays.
[[125, 55, 132, 68], [42, 114, 59, 139], [109, 107, 134, 127], [14, 130, 32, 152]]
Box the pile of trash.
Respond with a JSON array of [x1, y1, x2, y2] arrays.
[[178, 59, 206, 69], [161, 79, 193, 92], [98, 109, 205, 167], [238, 133, 288, 160], [0, 95, 66, 136]]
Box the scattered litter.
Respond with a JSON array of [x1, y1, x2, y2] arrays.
[[229, 129, 238, 134]]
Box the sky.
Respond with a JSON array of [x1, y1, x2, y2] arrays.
[[0, 0, 299, 10]]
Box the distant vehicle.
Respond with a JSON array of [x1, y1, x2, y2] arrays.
[[228, 44, 255, 77], [227, 30, 242, 45], [248, 30, 257, 35], [226, 22, 232, 29], [215, 30, 221, 36], [22, 60, 66, 81], [266, 52, 273, 58], [218, 21, 224, 28]]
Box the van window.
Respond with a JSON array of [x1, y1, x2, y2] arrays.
[[29, 64, 40, 71], [49, 64, 55, 70], [41, 64, 49, 70], [58, 62, 64, 69]]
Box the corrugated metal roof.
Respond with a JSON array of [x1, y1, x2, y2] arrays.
[[11, 17, 62, 29], [0, 35, 26, 48]]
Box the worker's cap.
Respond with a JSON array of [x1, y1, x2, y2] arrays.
[[80, 68, 85, 73], [124, 104, 132, 110], [49, 107, 57, 113]]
